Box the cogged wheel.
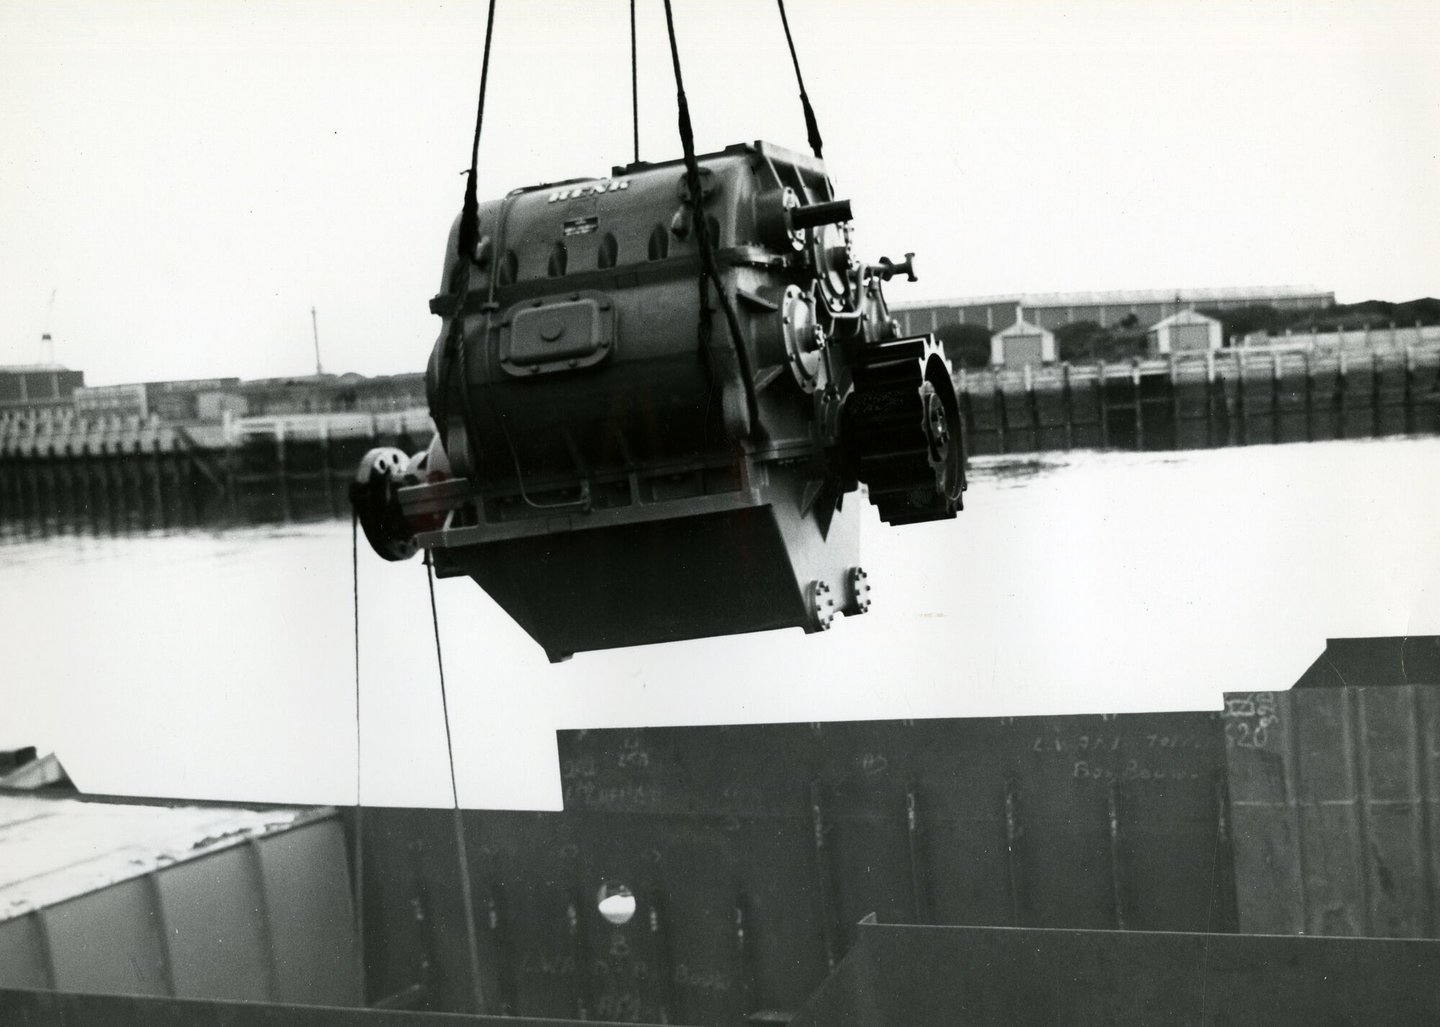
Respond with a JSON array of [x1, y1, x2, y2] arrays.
[[842, 336, 966, 526]]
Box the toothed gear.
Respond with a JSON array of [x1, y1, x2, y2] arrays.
[[843, 335, 966, 526]]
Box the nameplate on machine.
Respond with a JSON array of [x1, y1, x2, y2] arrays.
[[548, 180, 629, 203]]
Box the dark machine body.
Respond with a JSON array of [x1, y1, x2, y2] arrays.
[[354, 141, 964, 661]]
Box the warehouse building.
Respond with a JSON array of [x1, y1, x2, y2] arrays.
[[0, 365, 84, 413], [893, 285, 1334, 336]]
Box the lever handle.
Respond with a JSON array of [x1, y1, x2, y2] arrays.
[[874, 252, 917, 283]]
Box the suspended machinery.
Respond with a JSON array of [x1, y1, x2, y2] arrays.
[[351, 8, 965, 662]]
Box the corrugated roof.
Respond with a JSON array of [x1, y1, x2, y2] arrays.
[[894, 285, 1333, 311]]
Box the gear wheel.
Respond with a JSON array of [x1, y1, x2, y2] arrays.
[[842, 335, 966, 526]]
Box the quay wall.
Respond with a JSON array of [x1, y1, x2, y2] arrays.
[[959, 343, 1440, 456], [0, 410, 430, 537], [1, 344, 1438, 534]]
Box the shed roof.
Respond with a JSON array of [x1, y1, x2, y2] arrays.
[[1149, 308, 1221, 330], [894, 285, 1332, 312], [992, 317, 1053, 341]]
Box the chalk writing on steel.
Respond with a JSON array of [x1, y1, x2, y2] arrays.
[[1222, 692, 1279, 750], [593, 993, 644, 1020], [674, 963, 733, 992], [1032, 731, 1208, 756], [562, 781, 656, 808], [592, 957, 651, 980], [617, 733, 651, 769], [519, 951, 577, 976], [1031, 733, 1125, 754], [1144, 734, 1208, 749], [562, 756, 598, 779], [860, 753, 889, 775], [1072, 759, 1201, 783]]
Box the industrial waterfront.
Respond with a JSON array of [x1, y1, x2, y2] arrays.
[[4, 0, 1438, 1018]]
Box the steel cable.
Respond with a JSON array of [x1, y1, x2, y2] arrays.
[[631, 0, 640, 163], [776, 0, 825, 159], [659, 0, 760, 434], [350, 512, 366, 1000], [426, 554, 487, 1013]]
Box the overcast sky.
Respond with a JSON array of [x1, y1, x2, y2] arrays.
[[2, 0, 1437, 386]]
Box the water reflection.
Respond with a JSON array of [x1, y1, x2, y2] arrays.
[[3, 438, 1438, 811]]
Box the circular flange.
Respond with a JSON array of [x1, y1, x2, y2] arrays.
[[781, 285, 826, 394], [813, 222, 856, 314], [847, 567, 872, 615], [807, 579, 837, 631]]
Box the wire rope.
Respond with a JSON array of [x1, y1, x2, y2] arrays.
[[426, 554, 487, 1013], [631, 0, 640, 163], [350, 512, 367, 1000], [775, 0, 825, 159], [659, 0, 760, 433]]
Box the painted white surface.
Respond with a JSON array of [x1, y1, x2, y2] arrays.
[[0, 795, 301, 919]]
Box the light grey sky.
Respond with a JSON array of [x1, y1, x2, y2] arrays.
[[2, 0, 1438, 386]]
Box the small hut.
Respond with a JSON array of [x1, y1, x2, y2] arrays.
[[1147, 308, 1222, 356], [990, 310, 1056, 368]]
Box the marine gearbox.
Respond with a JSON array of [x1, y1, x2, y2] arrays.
[[352, 140, 965, 661]]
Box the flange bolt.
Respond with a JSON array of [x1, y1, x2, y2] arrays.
[[808, 580, 837, 631], [848, 567, 872, 614]]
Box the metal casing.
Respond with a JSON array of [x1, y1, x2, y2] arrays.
[[407, 141, 903, 658], [426, 140, 845, 478]]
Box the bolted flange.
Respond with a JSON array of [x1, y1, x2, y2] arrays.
[[807, 579, 837, 631], [846, 567, 872, 615]]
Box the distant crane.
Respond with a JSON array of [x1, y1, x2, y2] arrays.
[[311, 305, 325, 377]]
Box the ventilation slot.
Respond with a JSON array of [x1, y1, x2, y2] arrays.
[[597, 233, 618, 269], [548, 242, 568, 277], [498, 250, 518, 285]]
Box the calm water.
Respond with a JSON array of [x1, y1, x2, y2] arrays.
[[3, 438, 1438, 811]]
